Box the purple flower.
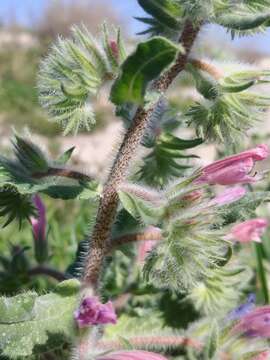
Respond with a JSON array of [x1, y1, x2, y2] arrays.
[[74, 296, 117, 328], [97, 350, 168, 360], [30, 195, 46, 242], [30, 195, 48, 264], [232, 305, 270, 338], [195, 144, 269, 185], [227, 293, 256, 321]]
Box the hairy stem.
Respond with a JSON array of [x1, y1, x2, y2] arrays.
[[189, 58, 223, 80], [97, 335, 202, 351], [110, 227, 162, 251], [82, 20, 201, 288], [28, 266, 68, 281]]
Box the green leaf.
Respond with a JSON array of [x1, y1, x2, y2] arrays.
[[218, 12, 270, 31], [55, 146, 76, 165], [0, 279, 80, 359], [118, 189, 164, 225], [0, 186, 35, 228], [137, 0, 182, 30], [12, 135, 49, 173], [110, 37, 181, 106], [203, 320, 219, 359]]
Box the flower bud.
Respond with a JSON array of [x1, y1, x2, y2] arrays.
[[30, 195, 48, 264]]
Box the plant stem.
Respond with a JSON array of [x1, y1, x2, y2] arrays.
[[97, 335, 202, 351], [82, 20, 201, 289], [254, 242, 269, 304], [28, 266, 68, 281], [109, 227, 162, 251]]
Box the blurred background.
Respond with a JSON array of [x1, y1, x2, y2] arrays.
[[0, 0, 270, 294]]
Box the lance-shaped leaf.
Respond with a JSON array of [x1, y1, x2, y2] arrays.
[[203, 321, 219, 360], [138, 132, 202, 187], [217, 12, 270, 31], [0, 279, 80, 359], [118, 183, 165, 225], [110, 37, 181, 106], [136, 0, 183, 37], [0, 186, 35, 228]]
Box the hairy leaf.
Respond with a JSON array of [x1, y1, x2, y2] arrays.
[[0, 279, 80, 359], [110, 37, 181, 105]]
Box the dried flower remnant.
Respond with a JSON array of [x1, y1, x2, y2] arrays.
[[196, 144, 269, 185], [228, 218, 268, 243], [74, 296, 117, 328]]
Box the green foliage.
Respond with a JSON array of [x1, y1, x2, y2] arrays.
[[138, 131, 202, 187], [38, 24, 126, 134], [0, 279, 80, 359], [186, 65, 270, 142], [203, 320, 219, 360], [0, 245, 32, 293], [144, 223, 228, 292], [0, 187, 35, 227], [136, 0, 183, 38], [111, 37, 181, 106], [189, 265, 252, 315], [0, 134, 100, 218]]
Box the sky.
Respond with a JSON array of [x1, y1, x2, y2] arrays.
[[0, 0, 270, 54]]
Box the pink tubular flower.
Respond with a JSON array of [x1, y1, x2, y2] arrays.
[[74, 296, 117, 328], [30, 194, 46, 242], [97, 350, 168, 360], [210, 186, 246, 207], [196, 144, 269, 185], [253, 351, 270, 360], [232, 306, 270, 338], [228, 218, 268, 243]]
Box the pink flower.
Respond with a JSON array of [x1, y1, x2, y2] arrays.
[[253, 351, 270, 360], [196, 144, 269, 185], [137, 226, 161, 263], [209, 186, 246, 206], [97, 350, 168, 360], [232, 306, 270, 338], [30, 195, 46, 242], [138, 240, 157, 263], [228, 218, 268, 243], [74, 297, 117, 328]]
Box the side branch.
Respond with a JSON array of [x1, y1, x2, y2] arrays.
[[82, 20, 201, 288], [97, 335, 202, 351]]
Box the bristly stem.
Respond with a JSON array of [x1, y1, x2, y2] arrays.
[[82, 20, 201, 289], [254, 242, 269, 304]]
